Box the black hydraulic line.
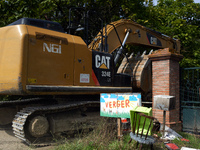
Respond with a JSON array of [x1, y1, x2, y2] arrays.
[[114, 29, 131, 66]]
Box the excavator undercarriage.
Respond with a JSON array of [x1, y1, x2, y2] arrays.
[[0, 96, 100, 146], [13, 99, 100, 146]]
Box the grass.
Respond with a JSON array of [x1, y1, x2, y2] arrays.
[[53, 118, 200, 150], [172, 132, 200, 149]]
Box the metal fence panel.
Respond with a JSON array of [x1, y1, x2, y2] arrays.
[[182, 108, 200, 133], [180, 67, 200, 133]]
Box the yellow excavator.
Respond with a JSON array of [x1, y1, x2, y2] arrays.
[[0, 18, 180, 145]]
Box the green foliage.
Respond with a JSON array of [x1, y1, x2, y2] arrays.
[[0, 0, 199, 67], [136, 0, 200, 68], [0, 0, 149, 29]]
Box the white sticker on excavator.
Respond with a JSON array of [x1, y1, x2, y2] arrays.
[[150, 37, 157, 45], [80, 74, 90, 83], [43, 43, 61, 54]]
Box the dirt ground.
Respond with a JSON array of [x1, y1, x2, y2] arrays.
[[0, 126, 55, 150]]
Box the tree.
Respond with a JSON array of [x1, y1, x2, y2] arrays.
[[134, 0, 200, 67], [0, 0, 199, 67], [0, 0, 149, 44]]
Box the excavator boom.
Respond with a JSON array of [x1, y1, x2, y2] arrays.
[[88, 19, 180, 54]]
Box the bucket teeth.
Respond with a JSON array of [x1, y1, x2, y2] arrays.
[[149, 49, 153, 55], [141, 50, 146, 57]]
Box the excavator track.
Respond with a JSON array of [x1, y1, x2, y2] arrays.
[[12, 100, 100, 146], [0, 97, 48, 107], [0, 97, 58, 127]]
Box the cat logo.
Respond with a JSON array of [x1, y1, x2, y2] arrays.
[[95, 55, 111, 69]]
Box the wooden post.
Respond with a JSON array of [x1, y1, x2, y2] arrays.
[[117, 118, 121, 140]]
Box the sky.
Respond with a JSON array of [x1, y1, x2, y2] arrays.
[[153, 0, 200, 5]]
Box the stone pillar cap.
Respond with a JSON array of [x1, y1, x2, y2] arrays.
[[149, 48, 183, 61]]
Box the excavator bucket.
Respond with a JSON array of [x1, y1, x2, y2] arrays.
[[117, 51, 152, 101]]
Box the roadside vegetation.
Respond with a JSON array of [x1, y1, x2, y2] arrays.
[[53, 118, 200, 150]]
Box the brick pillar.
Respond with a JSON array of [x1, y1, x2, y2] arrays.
[[149, 48, 183, 131]]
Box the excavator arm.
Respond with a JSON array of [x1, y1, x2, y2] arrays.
[[89, 19, 181, 101], [88, 19, 180, 55]]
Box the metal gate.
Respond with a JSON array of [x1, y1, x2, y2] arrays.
[[180, 67, 200, 133]]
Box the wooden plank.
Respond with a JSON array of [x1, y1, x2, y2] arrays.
[[117, 118, 121, 140]]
